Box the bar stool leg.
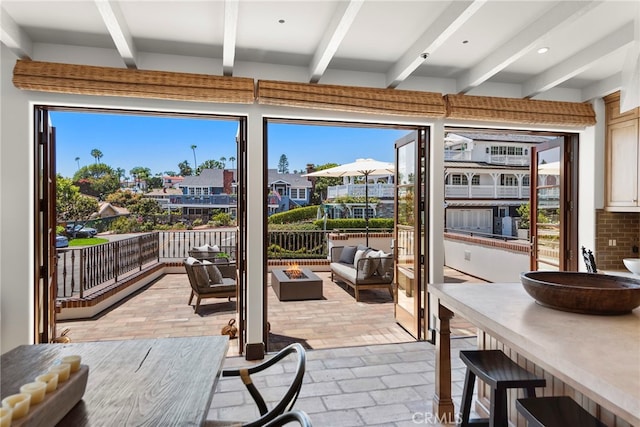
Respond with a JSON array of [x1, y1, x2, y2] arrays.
[[524, 387, 536, 398], [458, 369, 476, 427], [489, 387, 508, 427]]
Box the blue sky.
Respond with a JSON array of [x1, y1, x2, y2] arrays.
[[52, 111, 410, 178]]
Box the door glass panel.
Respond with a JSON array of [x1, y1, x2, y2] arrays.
[[395, 140, 417, 336], [534, 146, 561, 270]]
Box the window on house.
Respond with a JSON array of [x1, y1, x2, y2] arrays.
[[490, 146, 524, 156], [501, 175, 517, 186], [451, 174, 469, 185], [522, 176, 530, 186], [471, 175, 479, 185]]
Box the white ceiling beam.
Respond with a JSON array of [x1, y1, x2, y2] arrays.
[[456, 0, 601, 94], [524, 21, 636, 98], [223, 0, 239, 76], [581, 72, 622, 101], [0, 7, 33, 59], [309, 0, 364, 83], [386, 0, 486, 89], [95, 0, 138, 69]]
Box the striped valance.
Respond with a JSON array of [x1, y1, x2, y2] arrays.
[[445, 94, 596, 127], [12, 60, 255, 104], [257, 80, 446, 118]]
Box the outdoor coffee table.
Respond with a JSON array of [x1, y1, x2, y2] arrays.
[[271, 268, 323, 301]]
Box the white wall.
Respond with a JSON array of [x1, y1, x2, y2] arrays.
[[444, 239, 530, 283]]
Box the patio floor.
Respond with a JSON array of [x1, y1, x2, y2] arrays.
[[58, 267, 487, 426], [58, 267, 484, 355]]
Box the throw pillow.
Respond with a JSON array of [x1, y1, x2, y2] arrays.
[[376, 251, 393, 277], [353, 249, 366, 268], [338, 246, 357, 264], [202, 260, 224, 284], [187, 257, 210, 286], [362, 250, 381, 278]]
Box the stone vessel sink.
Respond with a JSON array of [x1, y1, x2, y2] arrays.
[[520, 271, 640, 315]]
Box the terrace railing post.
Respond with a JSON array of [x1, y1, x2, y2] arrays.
[[138, 236, 143, 271], [79, 250, 85, 299], [114, 241, 120, 282]]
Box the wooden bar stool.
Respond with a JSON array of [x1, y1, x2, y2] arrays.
[[458, 350, 546, 427], [516, 396, 607, 427]]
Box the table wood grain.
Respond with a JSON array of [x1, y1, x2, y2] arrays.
[[1, 336, 229, 427]]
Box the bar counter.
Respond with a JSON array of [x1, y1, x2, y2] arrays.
[[429, 282, 640, 426]]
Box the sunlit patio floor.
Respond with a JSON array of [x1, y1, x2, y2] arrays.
[[59, 267, 488, 426], [58, 267, 484, 356]]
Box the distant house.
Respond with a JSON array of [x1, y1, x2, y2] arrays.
[[144, 187, 183, 211], [444, 132, 556, 236], [168, 169, 237, 220], [267, 169, 312, 215], [162, 175, 184, 188]]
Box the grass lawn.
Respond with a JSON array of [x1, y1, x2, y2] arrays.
[[69, 237, 109, 247]]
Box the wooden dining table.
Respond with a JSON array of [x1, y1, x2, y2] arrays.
[[1, 336, 229, 426], [429, 282, 640, 426]]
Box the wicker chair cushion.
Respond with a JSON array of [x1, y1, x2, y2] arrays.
[[339, 246, 357, 264], [186, 257, 210, 287], [202, 260, 224, 284]]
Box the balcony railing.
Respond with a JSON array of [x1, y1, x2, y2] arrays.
[[445, 185, 531, 199], [57, 233, 159, 298], [327, 183, 394, 199], [267, 230, 332, 259]]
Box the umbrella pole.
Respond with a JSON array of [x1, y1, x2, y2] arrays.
[[365, 172, 369, 247]]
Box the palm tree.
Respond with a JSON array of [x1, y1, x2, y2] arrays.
[[75, 157, 80, 170], [90, 149, 103, 164], [220, 156, 226, 168], [190, 145, 198, 170], [229, 156, 236, 170]]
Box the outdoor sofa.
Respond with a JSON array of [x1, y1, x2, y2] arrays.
[[330, 245, 394, 301]]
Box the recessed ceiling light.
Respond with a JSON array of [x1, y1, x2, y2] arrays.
[[462, 40, 469, 44], [537, 47, 549, 54], [278, 19, 285, 24]]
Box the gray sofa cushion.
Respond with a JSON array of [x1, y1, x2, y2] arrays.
[[331, 262, 358, 283], [339, 246, 357, 264]]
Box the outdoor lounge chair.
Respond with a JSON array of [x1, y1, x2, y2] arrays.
[[184, 256, 236, 313]]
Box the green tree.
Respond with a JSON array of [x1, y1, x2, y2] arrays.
[[229, 156, 236, 169], [190, 145, 198, 170], [278, 154, 289, 173], [56, 174, 99, 224], [178, 160, 193, 176], [147, 175, 163, 189], [73, 163, 120, 198], [105, 190, 142, 208], [308, 163, 341, 204], [130, 166, 151, 189], [90, 148, 103, 164], [219, 156, 226, 168], [196, 159, 223, 174], [75, 156, 80, 170], [129, 198, 162, 223]]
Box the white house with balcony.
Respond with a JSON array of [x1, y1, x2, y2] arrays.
[[444, 132, 556, 236]]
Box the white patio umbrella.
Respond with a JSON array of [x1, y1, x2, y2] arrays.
[[303, 158, 394, 246]]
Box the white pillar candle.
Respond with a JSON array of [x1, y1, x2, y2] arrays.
[[2, 393, 31, 419], [35, 372, 59, 393], [48, 363, 71, 382], [61, 355, 82, 373], [0, 407, 12, 427], [20, 381, 47, 405]]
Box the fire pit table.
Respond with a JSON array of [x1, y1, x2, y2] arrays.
[[271, 267, 323, 301]]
